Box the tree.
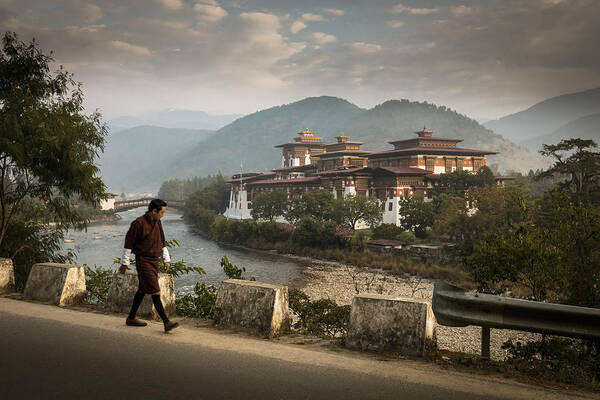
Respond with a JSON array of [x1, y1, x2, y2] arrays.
[[250, 190, 288, 221], [0, 31, 108, 240], [544, 190, 600, 307], [398, 197, 436, 238], [434, 184, 531, 255], [0, 31, 107, 287], [285, 189, 336, 224], [337, 194, 382, 230], [466, 222, 563, 301], [434, 165, 496, 196], [466, 188, 600, 307], [536, 139, 600, 204]]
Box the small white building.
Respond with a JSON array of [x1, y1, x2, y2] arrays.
[[100, 193, 117, 211]]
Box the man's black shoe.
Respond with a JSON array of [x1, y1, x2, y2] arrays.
[[126, 318, 148, 327], [164, 321, 179, 332]]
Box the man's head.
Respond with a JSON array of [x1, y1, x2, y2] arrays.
[[148, 199, 167, 221]]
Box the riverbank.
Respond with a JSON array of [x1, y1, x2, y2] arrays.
[[295, 262, 540, 361], [86, 213, 122, 225]]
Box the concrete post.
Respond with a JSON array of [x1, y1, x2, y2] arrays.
[[105, 270, 175, 320], [0, 257, 15, 294], [346, 294, 437, 357], [214, 279, 290, 338], [23, 263, 86, 306]]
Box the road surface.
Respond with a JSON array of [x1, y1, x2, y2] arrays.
[[0, 297, 591, 400]]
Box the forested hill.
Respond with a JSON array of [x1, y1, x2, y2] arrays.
[[484, 87, 600, 143], [162, 96, 365, 178], [340, 100, 545, 174], [520, 112, 600, 153], [156, 96, 545, 184], [99, 125, 215, 193]]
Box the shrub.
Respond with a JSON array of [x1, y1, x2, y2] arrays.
[[175, 282, 218, 319], [257, 221, 289, 243], [221, 255, 255, 281], [84, 265, 112, 305], [289, 288, 351, 338], [293, 217, 338, 248], [349, 230, 371, 251], [175, 255, 254, 318], [501, 337, 600, 389], [372, 223, 416, 244]]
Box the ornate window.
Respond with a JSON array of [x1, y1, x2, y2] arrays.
[[445, 159, 452, 173], [457, 158, 463, 171], [426, 158, 435, 172], [473, 159, 482, 171]]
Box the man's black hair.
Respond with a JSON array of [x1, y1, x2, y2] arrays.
[[148, 199, 167, 212]]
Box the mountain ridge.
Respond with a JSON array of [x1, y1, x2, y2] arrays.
[[151, 96, 546, 188], [484, 87, 600, 143]]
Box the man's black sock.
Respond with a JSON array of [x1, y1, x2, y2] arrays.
[[152, 294, 169, 323], [128, 291, 145, 320]]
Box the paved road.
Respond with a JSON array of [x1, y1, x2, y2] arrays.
[[0, 298, 589, 400]]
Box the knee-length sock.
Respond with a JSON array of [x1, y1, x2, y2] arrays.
[[152, 294, 169, 323], [128, 291, 145, 320]]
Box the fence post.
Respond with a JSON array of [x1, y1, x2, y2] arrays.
[[481, 326, 491, 360]]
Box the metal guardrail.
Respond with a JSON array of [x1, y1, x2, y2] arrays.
[[432, 280, 600, 358]]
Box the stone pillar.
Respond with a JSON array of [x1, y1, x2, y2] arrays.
[[0, 257, 15, 294], [23, 263, 86, 306], [346, 294, 436, 357], [105, 270, 175, 319], [214, 279, 290, 338]]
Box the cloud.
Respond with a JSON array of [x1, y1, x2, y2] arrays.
[[347, 42, 381, 53], [450, 5, 475, 17], [110, 40, 152, 56], [290, 21, 306, 34], [154, 0, 183, 11], [390, 3, 439, 15], [65, 24, 106, 33], [387, 20, 404, 28], [194, 1, 228, 22], [311, 32, 336, 44], [301, 13, 325, 22], [323, 8, 344, 16]]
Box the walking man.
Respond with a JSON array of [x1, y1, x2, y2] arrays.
[[119, 199, 179, 332]]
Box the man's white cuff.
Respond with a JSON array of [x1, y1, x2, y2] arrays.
[[162, 247, 171, 263], [121, 248, 132, 266]]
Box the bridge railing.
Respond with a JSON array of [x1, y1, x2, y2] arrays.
[[432, 280, 600, 359], [113, 198, 185, 211]]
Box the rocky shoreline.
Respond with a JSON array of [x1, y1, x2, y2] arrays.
[[293, 263, 541, 361]]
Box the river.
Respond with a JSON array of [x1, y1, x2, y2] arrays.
[[61, 208, 306, 293]]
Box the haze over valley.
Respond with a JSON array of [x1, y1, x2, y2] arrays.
[[99, 88, 600, 193]]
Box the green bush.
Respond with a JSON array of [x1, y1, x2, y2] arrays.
[[501, 338, 600, 389], [293, 217, 338, 248], [349, 230, 371, 251], [175, 255, 254, 318], [257, 221, 289, 243], [220, 255, 255, 281], [289, 288, 351, 338], [84, 265, 112, 305], [372, 223, 416, 244], [175, 282, 218, 318]]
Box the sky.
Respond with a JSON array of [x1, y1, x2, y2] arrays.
[[1, 0, 599, 121]]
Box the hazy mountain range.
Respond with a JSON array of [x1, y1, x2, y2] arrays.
[[484, 87, 600, 152], [98, 125, 215, 193], [100, 88, 600, 194], [108, 109, 242, 132], [520, 112, 600, 153]]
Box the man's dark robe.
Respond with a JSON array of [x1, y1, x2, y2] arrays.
[[124, 212, 166, 294]]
